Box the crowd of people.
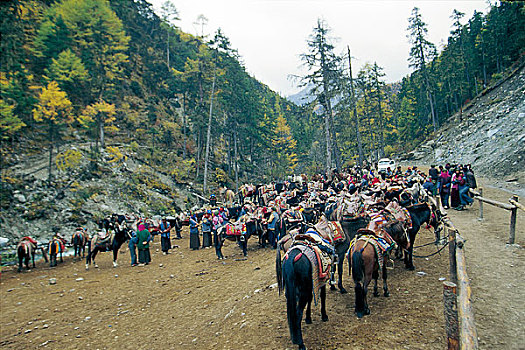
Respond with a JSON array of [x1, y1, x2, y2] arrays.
[[90, 162, 477, 267]]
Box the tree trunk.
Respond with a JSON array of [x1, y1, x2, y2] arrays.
[[234, 127, 239, 193], [203, 73, 216, 194], [324, 113, 332, 172], [98, 113, 105, 149], [196, 131, 201, 178], [182, 103, 187, 160], [347, 46, 364, 168], [373, 64, 385, 158]]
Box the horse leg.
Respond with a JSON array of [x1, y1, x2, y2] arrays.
[[241, 237, 247, 257], [382, 260, 390, 297], [404, 245, 415, 270], [85, 249, 91, 270], [59, 252, 63, 263], [304, 298, 312, 324], [18, 254, 23, 272], [362, 278, 371, 316], [372, 268, 380, 297], [93, 249, 100, 268], [320, 285, 328, 322], [112, 246, 118, 268], [31, 251, 35, 268], [337, 254, 347, 294]]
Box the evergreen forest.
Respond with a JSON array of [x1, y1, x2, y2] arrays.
[[1, 0, 524, 195]]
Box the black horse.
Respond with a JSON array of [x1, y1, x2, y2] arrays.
[[217, 215, 267, 257], [86, 217, 130, 269], [327, 217, 370, 293], [277, 246, 328, 350], [403, 203, 442, 270]]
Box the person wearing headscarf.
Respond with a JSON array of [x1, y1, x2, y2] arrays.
[[159, 217, 171, 254], [136, 224, 151, 265], [439, 168, 451, 209], [201, 211, 212, 248], [212, 210, 225, 259], [189, 214, 200, 250], [266, 207, 279, 249], [450, 169, 462, 209]]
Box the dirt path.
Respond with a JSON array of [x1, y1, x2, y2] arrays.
[[445, 179, 525, 350], [1, 181, 523, 349]]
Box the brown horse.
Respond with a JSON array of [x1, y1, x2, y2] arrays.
[[348, 235, 387, 318], [72, 229, 89, 258], [17, 238, 48, 272]]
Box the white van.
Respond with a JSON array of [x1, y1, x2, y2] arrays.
[[378, 158, 395, 173]]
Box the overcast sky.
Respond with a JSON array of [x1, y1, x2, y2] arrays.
[[149, 0, 490, 96]]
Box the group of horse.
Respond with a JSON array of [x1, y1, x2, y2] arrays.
[[16, 214, 136, 272], [268, 178, 444, 350]]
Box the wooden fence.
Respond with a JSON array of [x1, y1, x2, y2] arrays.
[[439, 189, 523, 349], [469, 188, 522, 244], [442, 216, 478, 350]]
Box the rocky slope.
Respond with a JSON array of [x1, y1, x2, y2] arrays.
[[0, 146, 202, 248], [409, 64, 525, 194]]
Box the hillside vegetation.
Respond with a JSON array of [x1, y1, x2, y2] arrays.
[[0, 0, 524, 242]]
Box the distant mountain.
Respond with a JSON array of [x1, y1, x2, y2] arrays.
[[287, 85, 316, 106]]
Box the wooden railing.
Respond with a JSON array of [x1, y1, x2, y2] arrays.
[[442, 216, 478, 350], [440, 189, 522, 349], [469, 188, 520, 244]]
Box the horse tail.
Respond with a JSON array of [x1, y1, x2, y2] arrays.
[[352, 249, 366, 314], [283, 249, 302, 345], [17, 244, 25, 271], [276, 243, 283, 294], [41, 246, 49, 262], [352, 249, 364, 283]]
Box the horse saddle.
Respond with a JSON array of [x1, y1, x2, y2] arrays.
[[384, 202, 413, 230], [349, 235, 393, 269], [95, 233, 113, 249]]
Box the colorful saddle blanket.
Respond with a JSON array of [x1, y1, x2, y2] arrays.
[[314, 217, 345, 244], [284, 242, 332, 306], [384, 201, 413, 230], [224, 223, 246, 236], [348, 235, 395, 269]]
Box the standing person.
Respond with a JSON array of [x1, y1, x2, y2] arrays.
[[465, 166, 477, 190], [429, 165, 439, 196], [128, 227, 138, 267], [174, 213, 182, 239], [159, 217, 171, 255], [266, 207, 279, 249], [450, 169, 462, 210], [439, 168, 451, 209], [136, 224, 151, 266], [209, 194, 217, 207], [459, 170, 474, 209], [189, 214, 200, 250], [212, 210, 225, 259], [202, 211, 212, 248]]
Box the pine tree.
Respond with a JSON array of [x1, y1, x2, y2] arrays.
[[407, 7, 438, 133], [300, 18, 342, 172]]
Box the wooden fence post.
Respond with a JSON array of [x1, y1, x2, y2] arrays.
[[478, 188, 483, 220], [443, 281, 459, 350], [449, 228, 457, 284], [456, 235, 479, 349], [508, 195, 518, 244]]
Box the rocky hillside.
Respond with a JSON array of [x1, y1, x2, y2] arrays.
[[409, 64, 525, 193], [0, 145, 203, 247]]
